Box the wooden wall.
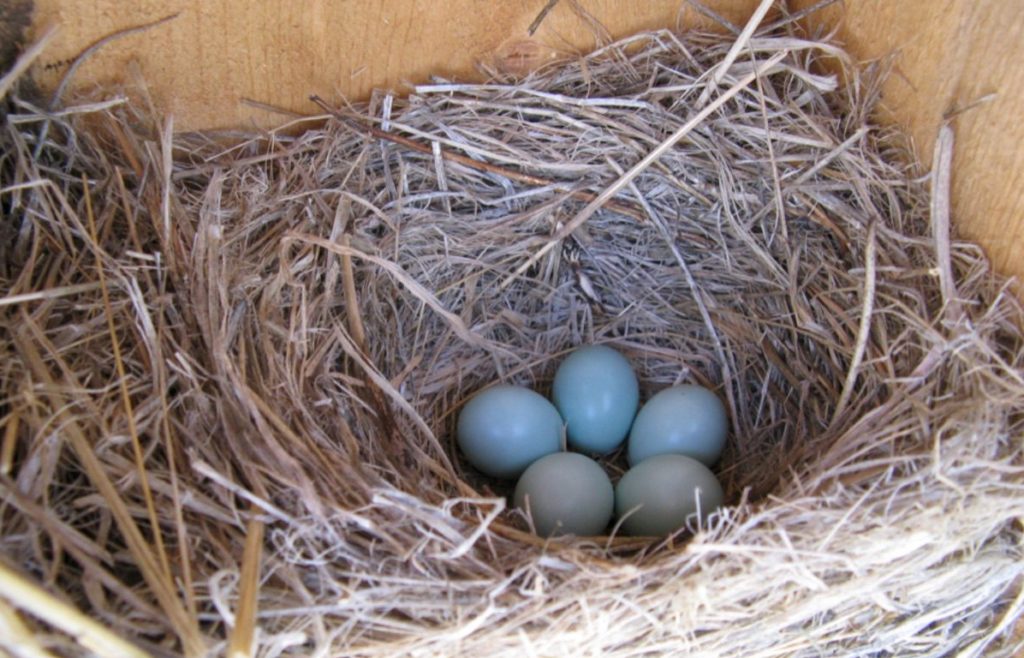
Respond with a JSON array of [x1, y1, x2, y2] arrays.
[[27, 0, 759, 128], [22, 0, 1024, 287]]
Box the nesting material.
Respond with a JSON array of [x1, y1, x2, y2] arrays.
[[2, 22, 1024, 658]]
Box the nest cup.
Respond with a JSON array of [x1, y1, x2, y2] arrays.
[[2, 19, 1024, 658]]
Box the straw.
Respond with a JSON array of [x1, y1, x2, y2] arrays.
[[1, 14, 1022, 658]]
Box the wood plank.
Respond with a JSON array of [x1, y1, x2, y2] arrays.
[[27, 0, 758, 129]]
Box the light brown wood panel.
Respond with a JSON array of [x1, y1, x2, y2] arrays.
[[27, 0, 758, 130], [794, 0, 1024, 288]]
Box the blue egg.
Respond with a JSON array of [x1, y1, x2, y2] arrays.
[[615, 454, 724, 536], [514, 452, 614, 537], [457, 384, 563, 478], [552, 345, 639, 454], [627, 385, 727, 466]]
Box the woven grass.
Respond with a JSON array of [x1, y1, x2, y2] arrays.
[[1, 11, 1023, 657]]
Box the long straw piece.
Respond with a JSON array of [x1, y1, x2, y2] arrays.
[[227, 518, 265, 658], [0, 562, 150, 658]]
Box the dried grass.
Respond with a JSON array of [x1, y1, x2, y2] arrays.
[[2, 13, 1024, 658]]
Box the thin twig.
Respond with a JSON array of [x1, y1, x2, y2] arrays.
[[931, 124, 964, 326], [683, 0, 741, 34], [697, 0, 777, 107], [50, 13, 179, 107], [528, 0, 562, 36], [0, 281, 103, 307], [833, 221, 876, 422], [340, 234, 370, 355], [84, 174, 174, 586], [764, 0, 843, 31]]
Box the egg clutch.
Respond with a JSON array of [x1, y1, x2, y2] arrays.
[[456, 345, 727, 537]]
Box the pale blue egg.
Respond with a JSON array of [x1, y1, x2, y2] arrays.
[[552, 345, 639, 454], [514, 452, 614, 536], [628, 384, 727, 466], [457, 384, 563, 478], [615, 454, 724, 536]]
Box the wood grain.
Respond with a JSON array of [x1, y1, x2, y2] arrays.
[[27, 0, 758, 129], [24, 0, 1024, 286]]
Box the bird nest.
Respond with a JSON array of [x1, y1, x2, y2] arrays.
[[1, 18, 1023, 658]]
